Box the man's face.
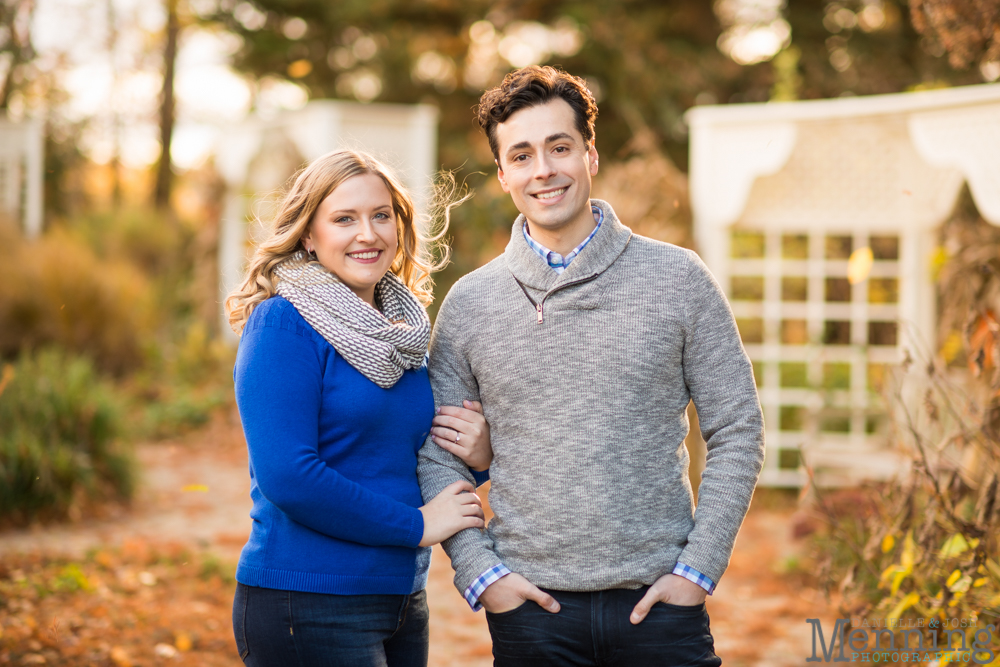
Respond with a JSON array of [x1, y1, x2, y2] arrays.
[[495, 98, 599, 235]]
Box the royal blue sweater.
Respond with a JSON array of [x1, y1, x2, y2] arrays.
[[233, 296, 434, 595]]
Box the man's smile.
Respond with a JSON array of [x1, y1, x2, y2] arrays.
[[532, 187, 568, 200]]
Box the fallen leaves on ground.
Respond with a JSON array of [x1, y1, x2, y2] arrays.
[[0, 538, 239, 666]]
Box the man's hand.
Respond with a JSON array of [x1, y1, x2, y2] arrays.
[[478, 572, 561, 614], [630, 574, 707, 624], [431, 400, 492, 471]]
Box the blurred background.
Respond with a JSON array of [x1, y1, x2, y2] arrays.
[[2, 1, 1000, 665]]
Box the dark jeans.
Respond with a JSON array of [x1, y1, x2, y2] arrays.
[[485, 586, 723, 667], [232, 583, 428, 667]]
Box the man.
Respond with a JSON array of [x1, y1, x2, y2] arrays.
[[418, 65, 765, 666]]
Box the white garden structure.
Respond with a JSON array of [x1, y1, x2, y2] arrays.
[[686, 83, 1000, 486], [215, 100, 438, 340], [0, 116, 43, 239]]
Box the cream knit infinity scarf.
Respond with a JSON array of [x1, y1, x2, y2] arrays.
[[273, 250, 430, 389]]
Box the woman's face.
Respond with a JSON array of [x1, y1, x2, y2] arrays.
[[302, 173, 399, 307]]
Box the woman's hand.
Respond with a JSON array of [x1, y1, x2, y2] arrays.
[[430, 400, 492, 471], [418, 480, 485, 546]]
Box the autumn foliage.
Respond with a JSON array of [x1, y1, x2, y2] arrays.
[[810, 196, 1000, 664], [0, 541, 239, 666], [909, 0, 1000, 69]]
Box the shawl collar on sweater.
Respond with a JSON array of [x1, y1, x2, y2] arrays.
[[504, 199, 633, 291]]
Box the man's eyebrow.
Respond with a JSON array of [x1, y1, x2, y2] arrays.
[[505, 133, 576, 155], [506, 140, 532, 154]]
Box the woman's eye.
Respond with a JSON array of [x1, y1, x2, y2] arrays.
[[374, 212, 390, 220], [335, 217, 353, 223]]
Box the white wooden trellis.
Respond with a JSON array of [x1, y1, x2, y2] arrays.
[[0, 117, 43, 238], [686, 83, 1000, 487], [215, 100, 439, 340]]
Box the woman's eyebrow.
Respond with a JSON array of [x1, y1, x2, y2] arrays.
[[330, 204, 392, 215]]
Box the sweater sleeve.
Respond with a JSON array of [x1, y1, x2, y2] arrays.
[[675, 252, 765, 585], [236, 314, 424, 549], [417, 287, 506, 595]]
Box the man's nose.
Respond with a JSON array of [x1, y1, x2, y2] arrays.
[[533, 153, 557, 180]]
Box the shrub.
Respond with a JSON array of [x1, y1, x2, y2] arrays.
[[0, 348, 135, 525], [809, 200, 1000, 663], [0, 222, 157, 375]]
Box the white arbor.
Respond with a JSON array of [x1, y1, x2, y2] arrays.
[[686, 83, 1000, 486]]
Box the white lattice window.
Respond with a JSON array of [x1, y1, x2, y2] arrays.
[[728, 228, 904, 486]]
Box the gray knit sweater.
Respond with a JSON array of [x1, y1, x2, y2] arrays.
[[417, 200, 765, 597]]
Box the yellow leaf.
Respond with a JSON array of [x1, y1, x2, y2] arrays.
[[181, 484, 208, 493], [939, 533, 969, 559], [110, 646, 132, 667], [887, 591, 920, 622], [848, 247, 874, 284], [175, 631, 193, 652], [881, 534, 896, 553], [949, 575, 972, 594], [901, 531, 915, 569], [888, 532, 916, 594], [941, 332, 964, 363], [891, 568, 910, 595], [974, 577, 987, 587], [929, 246, 949, 281], [947, 569, 962, 587]]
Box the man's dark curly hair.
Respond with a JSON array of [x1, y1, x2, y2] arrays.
[[477, 66, 599, 164]]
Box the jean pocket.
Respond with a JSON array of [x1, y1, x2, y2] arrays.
[[232, 584, 250, 661], [485, 600, 533, 619], [656, 601, 708, 616]]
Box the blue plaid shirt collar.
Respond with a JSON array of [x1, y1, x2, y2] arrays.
[[522, 205, 603, 274]]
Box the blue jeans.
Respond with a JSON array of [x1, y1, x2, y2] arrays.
[[485, 586, 723, 667], [232, 583, 428, 667]]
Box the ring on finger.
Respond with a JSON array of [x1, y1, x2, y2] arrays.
[[456, 431, 461, 443]]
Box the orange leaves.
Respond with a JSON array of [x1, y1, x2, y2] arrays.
[[965, 309, 1000, 384], [0, 544, 237, 666]]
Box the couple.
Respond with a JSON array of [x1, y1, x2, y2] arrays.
[[226, 66, 765, 667]]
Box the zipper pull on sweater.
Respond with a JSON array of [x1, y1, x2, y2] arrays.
[[536, 303, 544, 324]]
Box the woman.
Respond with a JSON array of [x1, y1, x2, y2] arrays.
[[225, 149, 490, 667]]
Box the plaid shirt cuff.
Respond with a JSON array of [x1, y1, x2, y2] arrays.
[[673, 562, 716, 594], [463, 563, 512, 611]]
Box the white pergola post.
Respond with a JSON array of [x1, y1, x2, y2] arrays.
[[0, 117, 44, 239]]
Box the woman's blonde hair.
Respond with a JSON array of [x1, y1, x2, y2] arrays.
[[226, 149, 455, 333]]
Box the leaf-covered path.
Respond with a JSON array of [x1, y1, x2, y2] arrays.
[[0, 412, 835, 666]]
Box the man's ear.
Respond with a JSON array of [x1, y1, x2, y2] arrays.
[[496, 159, 510, 193], [588, 143, 599, 176]]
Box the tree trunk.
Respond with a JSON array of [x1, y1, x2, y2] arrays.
[[0, 0, 36, 111], [154, 0, 179, 211]]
